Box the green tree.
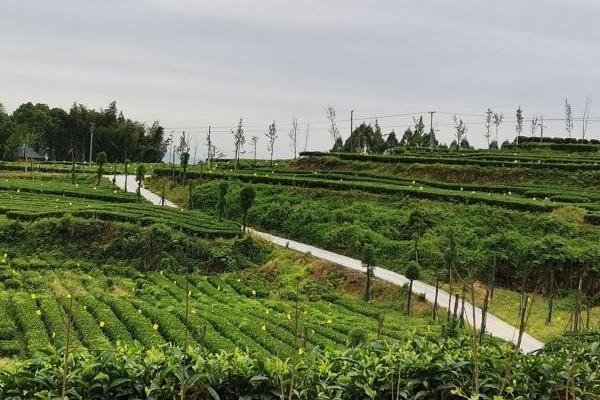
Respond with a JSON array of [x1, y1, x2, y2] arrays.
[[361, 244, 376, 302], [406, 210, 430, 269], [516, 105, 524, 146], [232, 118, 245, 169], [331, 136, 343, 152], [95, 151, 107, 185], [136, 164, 146, 200], [385, 131, 398, 150], [483, 233, 511, 300], [405, 263, 420, 315], [265, 121, 277, 166], [180, 151, 190, 185], [412, 116, 426, 146], [6, 124, 41, 174], [342, 122, 386, 153], [484, 108, 493, 148], [217, 181, 228, 222], [532, 235, 567, 324], [444, 228, 457, 322], [240, 185, 256, 233], [452, 115, 468, 151]]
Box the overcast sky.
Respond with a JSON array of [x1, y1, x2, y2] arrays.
[[2, 0, 600, 159]]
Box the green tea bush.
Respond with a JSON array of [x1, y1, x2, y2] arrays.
[[348, 327, 368, 346], [0, 299, 16, 340], [1, 336, 599, 399], [3, 278, 21, 289]]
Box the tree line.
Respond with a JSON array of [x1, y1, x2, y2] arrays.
[[0, 101, 167, 162]]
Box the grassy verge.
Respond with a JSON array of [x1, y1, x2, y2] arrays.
[[442, 282, 600, 342]]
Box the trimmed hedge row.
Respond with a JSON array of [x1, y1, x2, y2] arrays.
[[187, 169, 555, 212], [57, 297, 111, 349], [298, 151, 600, 171], [0, 179, 137, 203], [80, 296, 133, 344], [268, 169, 599, 204], [12, 293, 51, 353], [131, 298, 197, 348], [0, 190, 240, 238], [38, 295, 81, 349], [102, 296, 164, 348], [0, 298, 16, 341]]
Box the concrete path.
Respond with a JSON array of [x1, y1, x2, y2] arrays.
[[109, 174, 544, 353], [108, 174, 177, 208]]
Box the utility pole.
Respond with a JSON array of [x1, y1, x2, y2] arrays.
[[350, 109, 354, 152], [206, 126, 211, 167], [88, 122, 95, 164], [303, 122, 310, 152], [428, 111, 435, 150]]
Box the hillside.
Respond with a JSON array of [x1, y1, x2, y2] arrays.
[[0, 153, 599, 398], [151, 148, 600, 343]]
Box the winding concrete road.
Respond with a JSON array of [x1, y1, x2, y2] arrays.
[[109, 174, 544, 353]]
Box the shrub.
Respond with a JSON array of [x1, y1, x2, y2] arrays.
[[348, 327, 368, 347], [543, 330, 600, 353], [4, 278, 22, 289]]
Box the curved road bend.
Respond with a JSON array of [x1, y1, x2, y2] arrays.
[[110, 174, 544, 353]]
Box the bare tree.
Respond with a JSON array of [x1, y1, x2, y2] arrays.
[[265, 120, 278, 166], [192, 141, 198, 165], [582, 97, 592, 139], [565, 99, 573, 138], [232, 118, 245, 169], [515, 106, 524, 146], [493, 112, 504, 145], [484, 108, 493, 148], [289, 117, 298, 159], [251, 135, 258, 162], [326, 105, 339, 144], [206, 127, 224, 166], [453, 114, 468, 150], [530, 116, 538, 137], [538, 116, 546, 143]]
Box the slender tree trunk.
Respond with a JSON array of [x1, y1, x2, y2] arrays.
[[470, 281, 480, 395], [574, 275, 583, 331], [480, 289, 490, 344], [70, 139, 75, 184], [406, 280, 413, 315], [546, 266, 554, 324], [364, 266, 372, 302], [124, 163, 128, 193], [518, 269, 528, 320], [490, 254, 497, 300], [459, 288, 466, 327], [432, 278, 439, 321], [453, 294, 460, 319], [446, 264, 453, 322], [414, 238, 419, 268]]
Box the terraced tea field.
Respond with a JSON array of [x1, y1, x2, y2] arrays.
[[0, 261, 435, 358], [0, 177, 239, 238]]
